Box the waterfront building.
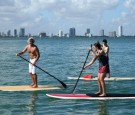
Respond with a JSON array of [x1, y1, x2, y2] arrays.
[[28, 33, 31, 37], [19, 28, 25, 37], [64, 33, 69, 37], [14, 29, 17, 37], [118, 26, 123, 37], [2, 32, 6, 37], [39, 32, 46, 38], [109, 31, 116, 37], [59, 30, 63, 37], [85, 28, 91, 37], [50, 33, 53, 37], [87, 28, 90, 34], [69, 28, 76, 37], [7, 30, 11, 37], [100, 29, 104, 36]]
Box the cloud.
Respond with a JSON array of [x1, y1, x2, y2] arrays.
[[0, 0, 14, 6], [111, 0, 135, 35], [1, 0, 134, 35], [36, 0, 119, 24]]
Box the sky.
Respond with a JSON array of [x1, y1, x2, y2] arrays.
[[0, 0, 135, 36]]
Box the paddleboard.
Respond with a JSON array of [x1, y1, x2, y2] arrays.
[[0, 85, 62, 91], [68, 77, 135, 81], [46, 93, 135, 100]]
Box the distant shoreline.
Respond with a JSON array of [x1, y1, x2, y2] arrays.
[[0, 35, 135, 39]]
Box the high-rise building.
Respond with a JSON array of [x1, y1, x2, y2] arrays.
[[118, 26, 123, 37], [59, 30, 63, 37], [87, 28, 90, 34], [19, 28, 25, 37], [0, 32, 5, 37], [100, 29, 104, 36], [7, 30, 11, 37], [14, 29, 17, 37], [85, 28, 91, 37], [109, 31, 116, 37], [39, 32, 46, 38], [69, 28, 76, 37]]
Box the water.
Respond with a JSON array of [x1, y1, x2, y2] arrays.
[[0, 37, 135, 115]]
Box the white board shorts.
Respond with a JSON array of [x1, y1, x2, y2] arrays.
[[29, 58, 37, 74]]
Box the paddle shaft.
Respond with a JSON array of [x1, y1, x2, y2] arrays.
[[71, 45, 92, 93], [18, 55, 67, 88]]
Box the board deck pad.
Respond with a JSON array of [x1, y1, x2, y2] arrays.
[[0, 85, 62, 91], [68, 77, 135, 81], [46, 93, 135, 100]]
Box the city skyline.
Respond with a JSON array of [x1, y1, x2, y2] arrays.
[[0, 0, 135, 36], [0, 25, 127, 38]]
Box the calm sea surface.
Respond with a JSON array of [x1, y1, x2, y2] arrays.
[[0, 37, 135, 115]]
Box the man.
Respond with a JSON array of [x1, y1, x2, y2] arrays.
[[16, 37, 40, 88], [102, 39, 110, 78]]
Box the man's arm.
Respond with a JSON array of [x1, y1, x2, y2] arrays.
[[104, 46, 109, 57], [106, 46, 109, 54], [16, 46, 28, 56], [33, 46, 40, 65]]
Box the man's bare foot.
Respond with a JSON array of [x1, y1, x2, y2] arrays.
[[99, 93, 106, 97], [30, 83, 35, 87], [30, 83, 35, 86], [32, 85, 38, 88]]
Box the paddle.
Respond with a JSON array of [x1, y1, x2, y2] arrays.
[[18, 55, 67, 89], [71, 44, 92, 93]]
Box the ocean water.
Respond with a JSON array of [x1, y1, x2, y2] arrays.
[[0, 37, 135, 115]]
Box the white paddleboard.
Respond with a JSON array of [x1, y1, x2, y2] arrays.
[[0, 85, 62, 91], [68, 77, 135, 81]]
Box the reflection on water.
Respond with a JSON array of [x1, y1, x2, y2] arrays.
[[28, 92, 38, 115], [98, 101, 109, 115]]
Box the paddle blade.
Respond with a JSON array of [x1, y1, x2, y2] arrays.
[[60, 81, 67, 89]]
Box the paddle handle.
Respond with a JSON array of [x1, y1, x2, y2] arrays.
[[71, 44, 92, 93]]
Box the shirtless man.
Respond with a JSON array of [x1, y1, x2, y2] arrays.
[[16, 37, 40, 88], [102, 39, 110, 78]]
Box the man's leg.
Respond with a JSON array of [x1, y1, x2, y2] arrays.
[[30, 73, 35, 86], [32, 74, 38, 88]]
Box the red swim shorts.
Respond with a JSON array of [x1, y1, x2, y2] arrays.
[[98, 65, 110, 73]]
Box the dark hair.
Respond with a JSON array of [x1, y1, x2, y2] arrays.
[[102, 39, 107, 43], [94, 42, 102, 49]]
